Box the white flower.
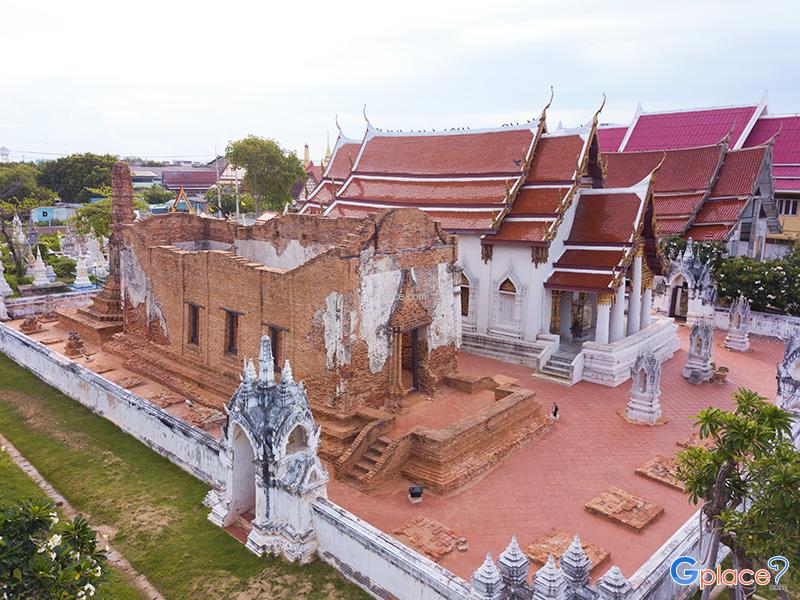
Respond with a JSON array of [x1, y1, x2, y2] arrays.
[[48, 551, 55, 560], [47, 534, 62, 549], [84, 583, 96, 597], [49, 512, 58, 525]]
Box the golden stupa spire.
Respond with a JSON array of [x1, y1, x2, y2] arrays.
[[323, 132, 332, 168], [303, 143, 311, 168]]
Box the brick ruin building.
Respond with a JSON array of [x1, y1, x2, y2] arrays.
[[58, 164, 551, 494]]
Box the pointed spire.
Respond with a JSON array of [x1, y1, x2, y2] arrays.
[[470, 553, 504, 599], [258, 335, 275, 385], [303, 143, 311, 168], [0, 259, 13, 297], [560, 534, 591, 588], [282, 359, 294, 384], [498, 535, 530, 591], [242, 357, 256, 387], [533, 555, 567, 600], [323, 132, 332, 167], [596, 566, 632, 600]]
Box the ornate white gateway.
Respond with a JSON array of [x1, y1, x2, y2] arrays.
[[208, 335, 329, 562], [776, 329, 800, 451], [654, 239, 716, 324]]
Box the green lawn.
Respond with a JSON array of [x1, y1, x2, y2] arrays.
[[0, 353, 369, 599], [0, 447, 143, 599]]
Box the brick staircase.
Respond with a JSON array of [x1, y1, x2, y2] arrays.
[[350, 436, 391, 481], [461, 331, 547, 368]]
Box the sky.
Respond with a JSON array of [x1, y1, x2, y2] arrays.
[[2, 0, 799, 163]]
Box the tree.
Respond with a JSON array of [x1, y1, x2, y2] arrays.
[[0, 163, 55, 204], [139, 186, 174, 205], [69, 197, 147, 238], [225, 136, 305, 213], [38, 153, 117, 203], [0, 498, 108, 599], [676, 389, 800, 600], [203, 186, 256, 216], [0, 197, 48, 275]]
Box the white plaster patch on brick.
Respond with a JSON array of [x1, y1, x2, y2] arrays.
[[234, 239, 331, 271], [120, 247, 168, 338], [358, 249, 402, 374], [319, 292, 354, 370], [428, 263, 458, 351]]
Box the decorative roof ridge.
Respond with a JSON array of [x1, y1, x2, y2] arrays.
[[320, 129, 365, 180], [360, 121, 540, 138], [756, 112, 800, 119], [605, 141, 726, 156], [635, 101, 759, 117], [540, 123, 592, 139]]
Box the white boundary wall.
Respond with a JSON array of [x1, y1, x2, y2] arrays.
[[714, 307, 800, 339]]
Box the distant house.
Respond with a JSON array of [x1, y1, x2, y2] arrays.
[[31, 203, 82, 224], [162, 169, 218, 193], [130, 168, 159, 188]]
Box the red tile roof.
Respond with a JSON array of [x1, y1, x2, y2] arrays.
[[693, 199, 748, 224], [488, 220, 552, 244], [652, 193, 706, 217], [684, 223, 734, 241], [306, 182, 337, 206], [566, 193, 641, 244], [656, 217, 692, 236], [307, 163, 323, 182], [338, 177, 510, 206], [744, 115, 800, 165], [424, 210, 500, 232], [623, 106, 758, 151], [544, 271, 616, 292], [554, 249, 623, 270], [354, 128, 533, 177], [162, 170, 218, 188], [709, 146, 766, 198], [526, 135, 584, 183], [326, 142, 361, 181], [509, 187, 570, 216], [597, 126, 627, 153], [603, 145, 723, 192]]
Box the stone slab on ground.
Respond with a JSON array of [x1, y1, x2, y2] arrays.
[[392, 516, 468, 562], [635, 455, 685, 491], [524, 528, 610, 572], [584, 486, 664, 531]]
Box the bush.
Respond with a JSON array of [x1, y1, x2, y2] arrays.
[[0, 498, 109, 599], [716, 248, 800, 314]]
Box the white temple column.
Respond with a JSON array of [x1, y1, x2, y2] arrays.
[[542, 289, 554, 334], [627, 249, 643, 336], [595, 293, 612, 344], [610, 281, 626, 343], [559, 291, 573, 338], [641, 282, 653, 330]]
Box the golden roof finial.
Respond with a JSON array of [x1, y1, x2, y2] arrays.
[[303, 143, 311, 168], [323, 132, 332, 167]]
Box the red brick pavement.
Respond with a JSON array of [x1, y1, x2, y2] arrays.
[[327, 326, 784, 582]]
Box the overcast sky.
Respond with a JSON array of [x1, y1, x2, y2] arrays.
[[2, 0, 798, 163]]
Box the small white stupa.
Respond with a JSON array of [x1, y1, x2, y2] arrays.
[[0, 293, 9, 321], [73, 254, 93, 288], [0, 260, 13, 297], [32, 248, 50, 287]]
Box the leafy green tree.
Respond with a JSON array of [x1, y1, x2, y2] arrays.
[[0, 197, 49, 275], [38, 153, 117, 203], [203, 186, 256, 216], [676, 389, 800, 600], [0, 163, 56, 204], [0, 498, 109, 599], [69, 197, 147, 238], [139, 186, 174, 205], [225, 136, 305, 213]]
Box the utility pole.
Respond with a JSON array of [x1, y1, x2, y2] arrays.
[[214, 146, 222, 215], [234, 167, 240, 224]]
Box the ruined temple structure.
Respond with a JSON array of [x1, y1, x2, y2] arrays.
[[682, 319, 714, 384], [57, 163, 134, 343], [626, 351, 663, 425], [724, 295, 752, 352]]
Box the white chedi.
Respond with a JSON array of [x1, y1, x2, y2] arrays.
[[73, 254, 93, 288], [0, 260, 13, 297], [32, 248, 50, 287], [0, 293, 9, 321]]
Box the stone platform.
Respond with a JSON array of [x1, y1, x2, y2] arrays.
[[18, 282, 71, 296], [56, 307, 123, 345]]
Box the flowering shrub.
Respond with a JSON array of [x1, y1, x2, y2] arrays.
[[716, 248, 800, 314], [0, 499, 107, 599]]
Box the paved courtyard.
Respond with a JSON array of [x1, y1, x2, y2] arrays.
[[328, 326, 784, 581]]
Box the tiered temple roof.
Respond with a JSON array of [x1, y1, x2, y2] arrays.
[[325, 120, 542, 232], [743, 114, 800, 194]]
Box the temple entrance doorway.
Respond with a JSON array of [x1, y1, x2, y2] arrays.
[[669, 277, 689, 321], [401, 327, 422, 393], [229, 423, 256, 522]]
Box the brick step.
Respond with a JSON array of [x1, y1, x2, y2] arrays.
[[348, 435, 394, 485]]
